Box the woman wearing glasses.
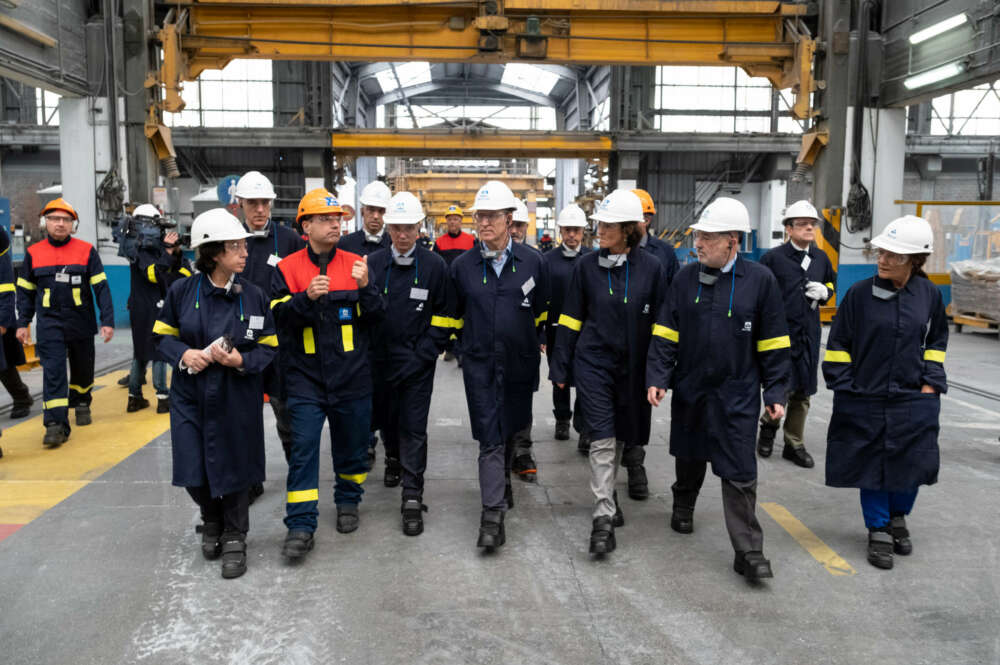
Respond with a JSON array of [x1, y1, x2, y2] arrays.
[[154, 208, 278, 578], [823, 215, 948, 571]]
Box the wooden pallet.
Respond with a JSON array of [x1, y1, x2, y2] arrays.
[[953, 311, 1000, 338]]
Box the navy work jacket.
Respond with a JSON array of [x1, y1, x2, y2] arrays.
[[243, 221, 306, 300], [541, 245, 591, 351], [640, 232, 680, 285], [338, 229, 390, 257], [129, 244, 191, 363]]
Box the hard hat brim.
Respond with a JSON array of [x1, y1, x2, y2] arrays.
[[190, 229, 253, 248], [869, 235, 932, 255]]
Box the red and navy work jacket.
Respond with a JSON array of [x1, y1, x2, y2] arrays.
[[270, 244, 384, 403], [17, 236, 114, 341], [433, 231, 475, 266]]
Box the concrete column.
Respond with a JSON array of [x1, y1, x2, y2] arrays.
[[758, 179, 788, 250], [353, 157, 377, 233], [555, 159, 581, 213], [59, 97, 116, 247]]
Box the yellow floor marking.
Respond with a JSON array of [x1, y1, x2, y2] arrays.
[[0, 369, 170, 525], [760, 502, 857, 576]]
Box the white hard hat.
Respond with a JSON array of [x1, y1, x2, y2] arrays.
[[234, 171, 276, 200], [132, 204, 161, 220], [512, 199, 530, 224], [690, 197, 751, 234], [468, 180, 518, 212], [190, 208, 253, 248], [383, 191, 425, 225], [782, 200, 821, 225], [359, 181, 392, 209], [557, 204, 588, 228], [870, 215, 934, 254], [590, 189, 644, 224]]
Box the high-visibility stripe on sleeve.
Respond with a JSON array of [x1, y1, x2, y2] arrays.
[[303, 327, 316, 354], [287, 489, 319, 503], [825, 282, 835, 291], [534, 311, 548, 326], [17, 277, 36, 291], [270, 295, 292, 309], [179, 267, 192, 277], [923, 349, 946, 363], [338, 472, 368, 484], [69, 383, 93, 393], [72, 287, 82, 306], [152, 320, 179, 336], [43, 398, 69, 409], [0, 283, 14, 293], [430, 315, 464, 329], [42, 288, 50, 308], [557, 314, 583, 331], [824, 349, 852, 363], [90, 272, 107, 285], [757, 335, 791, 352], [652, 324, 679, 342], [257, 334, 278, 347], [342, 324, 354, 352], [146, 264, 158, 284]]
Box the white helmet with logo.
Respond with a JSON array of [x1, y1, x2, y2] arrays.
[[132, 203, 161, 221], [512, 199, 530, 224], [690, 197, 751, 234], [359, 181, 392, 209], [590, 189, 644, 224], [468, 180, 518, 212], [557, 204, 588, 228], [234, 171, 277, 200], [781, 200, 821, 225], [870, 215, 934, 254], [383, 192, 425, 225], [190, 208, 253, 248]]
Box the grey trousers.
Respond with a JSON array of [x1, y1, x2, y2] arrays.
[[760, 390, 810, 448], [512, 419, 534, 456], [590, 437, 623, 519], [672, 458, 763, 552]]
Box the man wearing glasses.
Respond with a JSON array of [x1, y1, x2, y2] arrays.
[[16, 199, 114, 447], [756, 201, 836, 468]]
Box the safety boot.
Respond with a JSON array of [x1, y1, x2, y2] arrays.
[[476, 510, 505, 550], [336, 504, 360, 533], [75, 406, 92, 426], [627, 465, 649, 500], [401, 499, 427, 536], [734, 551, 773, 582], [589, 516, 616, 555], [511, 452, 537, 483], [196, 521, 223, 560], [890, 516, 912, 555], [220, 533, 247, 579], [43, 424, 68, 448], [281, 530, 314, 560], [117, 374, 131, 387], [127, 395, 149, 413], [384, 457, 402, 488], [757, 423, 777, 458], [156, 396, 170, 414], [612, 490, 625, 528], [782, 444, 815, 468], [868, 528, 894, 569], [577, 433, 591, 455], [670, 506, 694, 534], [9, 398, 33, 419], [554, 420, 570, 441]]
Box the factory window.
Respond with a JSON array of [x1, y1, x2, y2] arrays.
[[390, 105, 556, 131], [167, 59, 273, 128], [501, 64, 559, 96], [929, 80, 1000, 136], [374, 62, 432, 93], [35, 89, 60, 125]]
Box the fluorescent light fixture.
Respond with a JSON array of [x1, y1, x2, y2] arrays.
[[908, 13, 968, 45], [903, 61, 966, 90]]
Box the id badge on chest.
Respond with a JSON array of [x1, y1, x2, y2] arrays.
[[800, 255, 811, 271], [55, 271, 70, 283], [267, 254, 281, 267]]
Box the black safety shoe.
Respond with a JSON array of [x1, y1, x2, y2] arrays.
[[248, 482, 264, 505], [868, 529, 894, 569], [577, 433, 591, 455], [75, 407, 92, 426], [890, 516, 912, 556], [511, 453, 537, 483], [220, 534, 247, 579], [782, 444, 815, 468], [627, 465, 649, 500], [117, 374, 131, 387], [757, 424, 777, 458], [670, 507, 693, 534], [477, 510, 505, 549], [384, 458, 402, 488], [589, 516, 616, 555], [196, 521, 223, 560], [554, 420, 570, 441], [127, 395, 149, 413], [612, 490, 625, 528], [401, 499, 427, 536], [281, 530, 314, 559], [10, 400, 33, 419], [43, 424, 68, 448], [734, 551, 773, 582], [336, 504, 360, 533], [504, 478, 514, 510], [156, 397, 170, 414]]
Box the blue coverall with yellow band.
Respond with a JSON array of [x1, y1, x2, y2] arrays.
[[271, 244, 385, 533], [16, 236, 114, 431]]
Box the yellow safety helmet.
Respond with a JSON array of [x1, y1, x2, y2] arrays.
[[632, 189, 655, 215], [296, 188, 343, 223], [446, 204, 463, 217], [41, 198, 79, 220]]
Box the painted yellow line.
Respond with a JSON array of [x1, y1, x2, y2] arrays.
[[0, 369, 170, 526], [760, 502, 857, 576]]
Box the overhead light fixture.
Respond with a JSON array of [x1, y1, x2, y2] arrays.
[[908, 13, 968, 45], [902, 60, 967, 90]]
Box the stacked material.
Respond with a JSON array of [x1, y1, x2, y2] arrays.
[[950, 257, 1000, 321]]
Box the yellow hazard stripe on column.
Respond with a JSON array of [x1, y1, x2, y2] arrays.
[[652, 324, 678, 342], [923, 349, 945, 363], [338, 472, 367, 484], [557, 314, 582, 331], [17, 277, 36, 291], [287, 489, 319, 503], [760, 502, 856, 576], [756, 335, 790, 352], [824, 349, 851, 363], [152, 320, 179, 336]]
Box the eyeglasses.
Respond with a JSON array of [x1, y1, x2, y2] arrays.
[[791, 220, 818, 228], [45, 215, 74, 224], [309, 215, 341, 224], [875, 248, 909, 266], [474, 211, 507, 224], [224, 240, 247, 252]]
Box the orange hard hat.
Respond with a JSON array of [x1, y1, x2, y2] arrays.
[[296, 188, 343, 223], [632, 189, 655, 215], [41, 198, 78, 221]]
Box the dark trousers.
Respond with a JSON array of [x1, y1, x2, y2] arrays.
[[672, 457, 763, 553], [185, 485, 250, 536], [38, 335, 95, 429], [552, 384, 584, 432], [269, 396, 293, 462], [0, 366, 32, 408], [381, 365, 435, 500]]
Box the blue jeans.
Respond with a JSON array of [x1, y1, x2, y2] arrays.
[[284, 395, 371, 533], [859, 488, 919, 529], [128, 358, 168, 397]]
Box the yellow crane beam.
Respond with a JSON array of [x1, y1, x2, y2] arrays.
[[332, 129, 612, 158]]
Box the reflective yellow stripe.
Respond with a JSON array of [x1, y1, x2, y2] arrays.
[[69, 383, 93, 393], [146, 264, 158, 283], [303, 327, 315, 354], [356, 303, 361, 317], [652, 324, 679, 342], [287, 489, 319, 503], [0, 283, 14, 293], [152, 320, 179, 336], [825, 282, 835, 291], [42, 288, 50, 308], [257, 334, 278, 347], [89, 272, 107, 285], [0, 246, 7, 257], [43, 398, 69, 409], [72, 287, 82, 306], [558, 313, 583, 331], [824, 349, 852, 363], [757, 335, 791, 352], [924, 349, 946, 363], [338, 472, 368, 484], [342, 324, 354, 352], [430, 315, 464, 329], [17, 277, 36, 291], [270, 295, 291, 309], [534, 310, 548, 326], [179, 267, 192, 277]]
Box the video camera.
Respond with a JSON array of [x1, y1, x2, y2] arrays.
[[112, 207, 178, 262]]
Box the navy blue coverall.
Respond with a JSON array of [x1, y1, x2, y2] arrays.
[[368, 245, 451, 500], [17, 236, 114, 432], [0, 228, 15, 451], [447, 241, 549, 510], [542, 245, 591, 432], [337, 229, 390, 258], [822, 274, 948, 528]]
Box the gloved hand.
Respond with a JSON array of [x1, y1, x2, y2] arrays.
[[804, 281, 829, 301]]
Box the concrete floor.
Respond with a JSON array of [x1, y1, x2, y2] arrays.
[[0, 326, 998, 665]]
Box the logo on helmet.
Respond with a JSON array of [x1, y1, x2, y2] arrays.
[[325, 196, 339, 207]]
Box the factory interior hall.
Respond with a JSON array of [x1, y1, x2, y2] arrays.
[[0, 1, 999, 664]]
